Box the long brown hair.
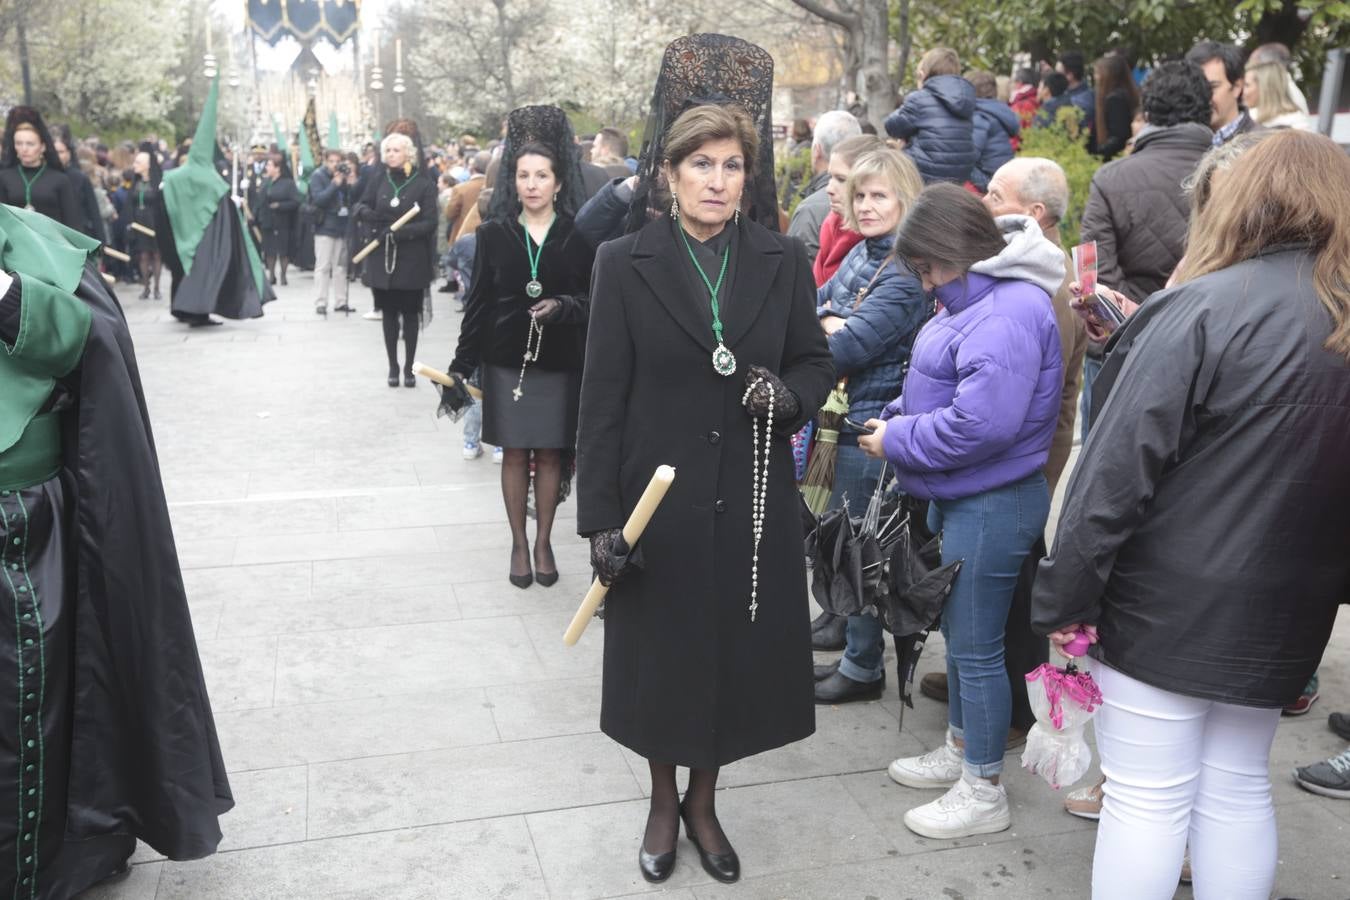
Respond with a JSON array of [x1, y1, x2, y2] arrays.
[[1094, 54, 1140, 146], [1175, 130, 1350, 361]]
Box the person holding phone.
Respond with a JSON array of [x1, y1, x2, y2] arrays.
[[810, 148, 932, 702]]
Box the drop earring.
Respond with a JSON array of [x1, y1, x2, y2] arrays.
[[670, 194, 679, 220], [735, 207, 741, 225]]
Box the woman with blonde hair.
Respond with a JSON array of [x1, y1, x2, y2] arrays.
[[811, 147, 933, 701], [1033, 129, 1350, 898], [355, 130, 439, 386], [1243, 62, 1311, 130]]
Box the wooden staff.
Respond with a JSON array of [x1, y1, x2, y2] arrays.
[[563, 465, 677, 646], [410, 361, 483, 399], [130, 222, 156, 238], [101, 245, 131, 263], [350, 202, 421, 265]]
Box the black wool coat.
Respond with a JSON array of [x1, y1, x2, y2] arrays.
[[451, 215, 594, 376], [256, 177, 301, 258], [577, 216, 835, 768], [1033, 247, 1350, 707], [355, 166, 440, 292]]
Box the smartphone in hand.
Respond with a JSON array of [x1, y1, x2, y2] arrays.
[[843, 416, 876, 435]]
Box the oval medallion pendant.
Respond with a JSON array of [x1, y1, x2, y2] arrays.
[[390, 197, 400, 208], [712, 343, 737, 376], [525, 279, 543, 299]]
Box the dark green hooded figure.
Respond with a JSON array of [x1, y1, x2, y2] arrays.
[[0, 205, 233, 898], [157, 75, 274, 324]]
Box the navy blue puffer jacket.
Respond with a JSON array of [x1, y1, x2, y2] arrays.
[[817, 235, 931, 437], [970, 99, 1020, 191], [884, 75, 978, 185]]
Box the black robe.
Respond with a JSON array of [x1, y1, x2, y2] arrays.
[[0, 166, 81, 233], [577, 217, 835, 768], [1, 266, 232, 899]]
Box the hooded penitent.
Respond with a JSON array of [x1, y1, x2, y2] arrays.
[[156, 74, 274, 320]]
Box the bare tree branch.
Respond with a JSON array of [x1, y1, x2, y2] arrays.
[[786, 0, 858, 30]]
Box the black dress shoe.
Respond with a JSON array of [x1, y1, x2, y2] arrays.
[[679, 802, 739, 884], [811, 614, 847, 651], [387, 374, 399, 388], [509, 572, 534, 589], [404, 372, 416, 388], [814, 660, 840, 681], [535, 570, 559, 587], [814, 670, 885, 704], [638, 844, 676, 883]]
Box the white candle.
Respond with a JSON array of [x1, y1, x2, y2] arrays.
[[395, 38, 402, 72]]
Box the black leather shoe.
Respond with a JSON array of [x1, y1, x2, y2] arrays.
[[638, 844, 676, 883], [535, 570, 559, 587], [680, 802, 739, 884], [814, 670, 884, 704], [811, 615, 847, 651], [387, 375, 399, 388], [814, 660, 840, 681], [509, 572, 533, 589], [404, 372, 416, 388]]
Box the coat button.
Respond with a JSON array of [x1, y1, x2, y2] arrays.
[[714, 500, 727, 514], [708, 431, 721, 445]]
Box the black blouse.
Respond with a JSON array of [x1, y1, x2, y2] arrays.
[[0, 165, 82, 232]]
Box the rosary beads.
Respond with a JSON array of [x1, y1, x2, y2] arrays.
[[512, 316, 544, 401], [743, 377, 774, 623]]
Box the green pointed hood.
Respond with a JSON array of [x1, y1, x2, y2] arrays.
[[328, 111, 341, 149], [296, 122, 315, 196], [160, 75, 228, 277]]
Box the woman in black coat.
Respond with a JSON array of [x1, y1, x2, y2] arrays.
[[257, 153, 302, 286], [129, 146, 164, 299], [577, 103, 834, 884], [355, 131, 439, 386], [1093, 54, 1141, 161], [1032, 131, 1350, 899], [0, 106, 81, 231], [449, 106, 593, 589]]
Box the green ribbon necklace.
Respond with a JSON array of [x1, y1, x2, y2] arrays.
[[19, 164, 46, 211], [521, 214, 554, 299], [678, 226, 736, 376], [385, 170, 409, 208]]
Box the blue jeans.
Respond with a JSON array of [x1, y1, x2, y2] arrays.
[[828, 443, 887, 684], [1079, 354, 1103, 443], [930, 472, 1050, 777]]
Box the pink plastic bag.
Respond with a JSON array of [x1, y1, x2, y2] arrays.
[[1021, 661, 1103, 789]]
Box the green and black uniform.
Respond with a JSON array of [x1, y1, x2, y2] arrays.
[[0, 206, 232, 899]]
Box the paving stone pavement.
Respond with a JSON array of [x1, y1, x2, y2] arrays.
[[79, 270, 1350, 899]]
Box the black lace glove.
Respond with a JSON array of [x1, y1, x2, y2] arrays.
[[742, 365, 800, 420], [589, 528, 644, 588]]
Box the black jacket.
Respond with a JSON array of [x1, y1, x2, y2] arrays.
[[884, 75, 978, 185], [1096, 89, 1136, 161], [1079, 123, 1213, 303], [355, 166, 440, 291], [1033, 247, 1350, 707], [0, 165, 81, 232], [451, 215, 593, 374], [576, 216, 834, 768], [307, 166, 354, 238], [65, 164, 104, 240]]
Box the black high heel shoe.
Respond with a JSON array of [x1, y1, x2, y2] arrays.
[[535, 570, 559, 587], [638, 841, 676, 883], [508, 572, 534, 589], [679, 801, 739, 884], [403, 372, 416, 388], [387, 367, 399, 388]]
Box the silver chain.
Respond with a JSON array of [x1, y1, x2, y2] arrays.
[[383, 233, 397, 275], [743, 378, 774, 622], [512, 316, 544, 402]]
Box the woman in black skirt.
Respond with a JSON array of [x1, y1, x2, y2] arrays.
[[356, 131, 439, 386], [129, 144, 163, 299], [257, 153, 301, 286], [449, 105, 593, 588]]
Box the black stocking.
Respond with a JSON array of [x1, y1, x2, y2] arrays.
[[279, 256, 290, 283], [381, 312, 400, 373], [265, 253, 277, 283], [501, 448, 532, 578], [149, 251, 161, 294], [400, 309, 419, 375], [532, 449, 561, 574], [684, 766, 731, 853], [137, 252, 153, 294], [646, 761, 679, 855]]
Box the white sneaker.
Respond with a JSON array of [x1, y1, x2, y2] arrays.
[[462, 441, 483, 460], [903, 772, 1011, 839], [362, 309, 382, 320], [492, 446, 503, 465], [888, 734, 963, 789]]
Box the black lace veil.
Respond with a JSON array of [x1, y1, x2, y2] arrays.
[[625, 34, 777, 234], [487, 105, 587, 223], [2, 106, 66, 171]]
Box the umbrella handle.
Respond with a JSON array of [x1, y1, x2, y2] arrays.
[[1064, 631, 1092, 657]]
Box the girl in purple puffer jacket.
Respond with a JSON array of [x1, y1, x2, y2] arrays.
[[859, 183, 1064, 841]]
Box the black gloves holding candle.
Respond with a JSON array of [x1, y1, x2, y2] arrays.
[[589, 528, 644, 588]]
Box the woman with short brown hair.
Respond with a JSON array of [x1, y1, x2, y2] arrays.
[[1034, 130, 1350, 899], [578, 92, 833, 883]]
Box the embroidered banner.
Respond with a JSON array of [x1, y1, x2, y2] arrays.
[[247, 0, 362, 48]]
